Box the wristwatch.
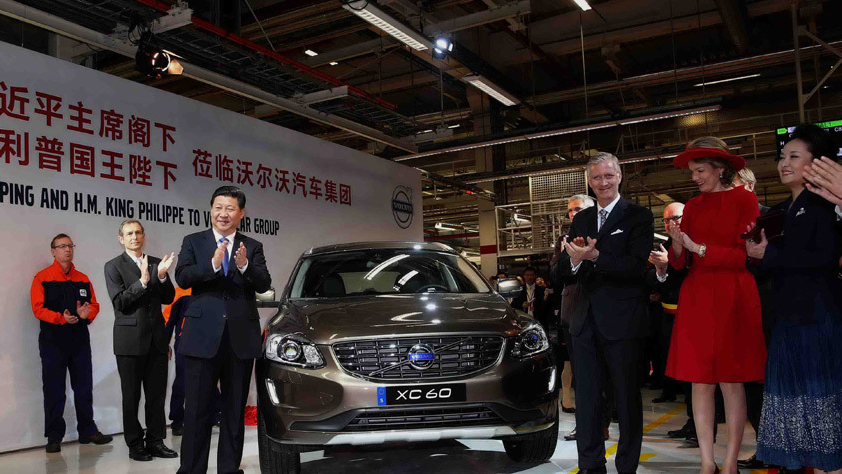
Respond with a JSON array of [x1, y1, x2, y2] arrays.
[[698, 244, 707, 258]]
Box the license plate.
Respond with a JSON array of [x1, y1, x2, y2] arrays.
[[377, 383, 466, 406]]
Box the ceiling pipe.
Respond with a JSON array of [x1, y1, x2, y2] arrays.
[[0, 0, 418, 153]]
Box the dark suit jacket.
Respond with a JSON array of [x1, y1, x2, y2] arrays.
[[174, 229, 272, 360], [759, 191, 842, 326], [552, 198, 654, 340], [104, 253, 175, 356], [512, 284, 547, 326]]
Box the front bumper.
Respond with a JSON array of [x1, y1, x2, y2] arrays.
[[255, 344, 557, 446]]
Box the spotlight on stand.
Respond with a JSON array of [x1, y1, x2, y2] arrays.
[[135, 33, 182, 79], [433, 36, 453, 59]]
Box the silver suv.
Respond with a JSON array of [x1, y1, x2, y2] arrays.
[[256, 242, 559, 474]]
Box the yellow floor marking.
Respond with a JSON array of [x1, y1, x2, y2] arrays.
[[566, 405, 685, 473]]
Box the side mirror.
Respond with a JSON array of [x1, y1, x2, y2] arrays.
[[256, 288, 280, 308], [496, 277, 523, 299]]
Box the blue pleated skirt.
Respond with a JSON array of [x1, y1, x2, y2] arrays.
[[757, 297, 842, 471]]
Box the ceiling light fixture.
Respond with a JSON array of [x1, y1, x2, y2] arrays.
[[693, 73, 761, 87], [329, 61, 339, 66], [395, 104, 721, 162], [573, 0, 592, 11], [463, 74, 519, 107], [435, 222, 460, 231], [433, 36, 453, 59], [342, 1, 430, 51], [304, 49, 318, 57]]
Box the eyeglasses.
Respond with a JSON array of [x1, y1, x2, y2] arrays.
[[664, 216, 683, 223], [52, 244, 76, 250]]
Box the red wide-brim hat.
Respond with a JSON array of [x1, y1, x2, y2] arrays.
[[673, 146, 746, 171]]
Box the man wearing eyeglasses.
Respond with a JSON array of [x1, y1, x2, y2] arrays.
[[30, 234, 113, 453]]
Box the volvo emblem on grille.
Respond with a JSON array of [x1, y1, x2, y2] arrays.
[[407, 344, 436, 370]]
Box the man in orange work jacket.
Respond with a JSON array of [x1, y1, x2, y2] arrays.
[[31, 233, 113, 453]]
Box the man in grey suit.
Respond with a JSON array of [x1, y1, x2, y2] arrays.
[[104, 219, 177, 461]]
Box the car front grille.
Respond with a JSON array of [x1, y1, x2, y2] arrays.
[[332, 336, 505, 380], [344, 405, 503, 432]]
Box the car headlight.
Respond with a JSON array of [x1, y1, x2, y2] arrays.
[[510, 322, 550, 359], [264, 333, 325, 369]]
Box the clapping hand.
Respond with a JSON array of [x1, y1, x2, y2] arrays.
[[681, 232, 701, 255], [158, 252, 176, 280], [804, 156, 842, 206], [234, 242, 248, 269], [563, 235, 599, 265], [745, 223, 768, 259], [63, 309, 79, 324], [649, 244, 669, 275], [76, 300, 91, 320], [212, 239, 229, 270], [139, 254, 150, 286]]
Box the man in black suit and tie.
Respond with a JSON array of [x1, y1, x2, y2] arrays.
[[175, 186, 272, 474], [552, 152, 654, 474], [512, 267, 546, 324], [104, 219, 178, 461]]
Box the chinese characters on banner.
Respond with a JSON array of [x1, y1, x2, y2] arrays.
[[0, 81, 352, 205]]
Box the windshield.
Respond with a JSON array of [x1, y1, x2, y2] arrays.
[[289, 249, 491, 299]]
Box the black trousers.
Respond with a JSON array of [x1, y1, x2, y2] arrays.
[[39, 330, 97, 442], [745, 381, 764, 439], [177, 325, 253, 474], [169, 337, 223, 428], [572, 312, 643, 473], [116, 350, 168, 448]]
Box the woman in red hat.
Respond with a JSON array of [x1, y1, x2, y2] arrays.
[[666, 136, 766, 474]]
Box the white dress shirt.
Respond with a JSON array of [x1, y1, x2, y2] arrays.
[[126, 250, 167, 288], [211, 228, 248, 274], [571, 194, 622, 273]]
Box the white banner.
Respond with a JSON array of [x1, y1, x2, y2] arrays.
[[0, 41, 421, 452]]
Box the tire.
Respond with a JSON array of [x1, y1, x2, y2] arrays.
[[257, 404, 301, 474], [502, 413, 559, 463]]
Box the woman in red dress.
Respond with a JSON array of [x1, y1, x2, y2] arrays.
[[666, 137, 767, 474]]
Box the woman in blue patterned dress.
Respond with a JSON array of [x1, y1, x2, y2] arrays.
[[747, 124, 842, 474]]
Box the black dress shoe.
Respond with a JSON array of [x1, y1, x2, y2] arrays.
[[652, 393, 677, 403], [562, 405, 576, 414], [564, 428, 577, 441], [78, 432, 113, 445], [146, 442, 178, 458], [678, 437, 699, 448], [737, 453, 768, 469], [129, 447, 153, 462], [45, 441, 61, 453], [171, 425, 183, 436], [579, 468, 608, 474]]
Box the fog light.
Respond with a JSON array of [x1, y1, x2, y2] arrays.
[[265, 379, 280, 405], [548, 367, 557, 392]]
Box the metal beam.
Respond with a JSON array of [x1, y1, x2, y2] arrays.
[[0, 0, 418, 153], [423, 1, 531, 36], [301, 38, 399, 67], [713, 0, 749, 54]]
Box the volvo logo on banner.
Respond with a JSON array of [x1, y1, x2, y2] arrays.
[[392, 186, 413, 229]]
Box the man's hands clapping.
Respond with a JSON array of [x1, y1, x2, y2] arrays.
[[563, 236, 599, 266]]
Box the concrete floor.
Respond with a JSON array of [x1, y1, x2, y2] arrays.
[[0, 389, 777, 474]]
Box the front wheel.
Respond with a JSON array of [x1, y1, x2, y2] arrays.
[[502, 413, 559, 463], [257, 404, 301, 474]]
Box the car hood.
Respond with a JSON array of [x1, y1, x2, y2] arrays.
[[271, 293, 529, 344]]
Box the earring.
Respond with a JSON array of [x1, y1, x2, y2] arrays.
[[719, 173, 723, 178]]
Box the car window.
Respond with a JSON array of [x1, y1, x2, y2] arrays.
[[289, 249, 491, 299]]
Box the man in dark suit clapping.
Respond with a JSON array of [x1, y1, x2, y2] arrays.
[[104, 219, 177, 461], [175, 186, 272, 474], [552, 152, 654, 474]]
